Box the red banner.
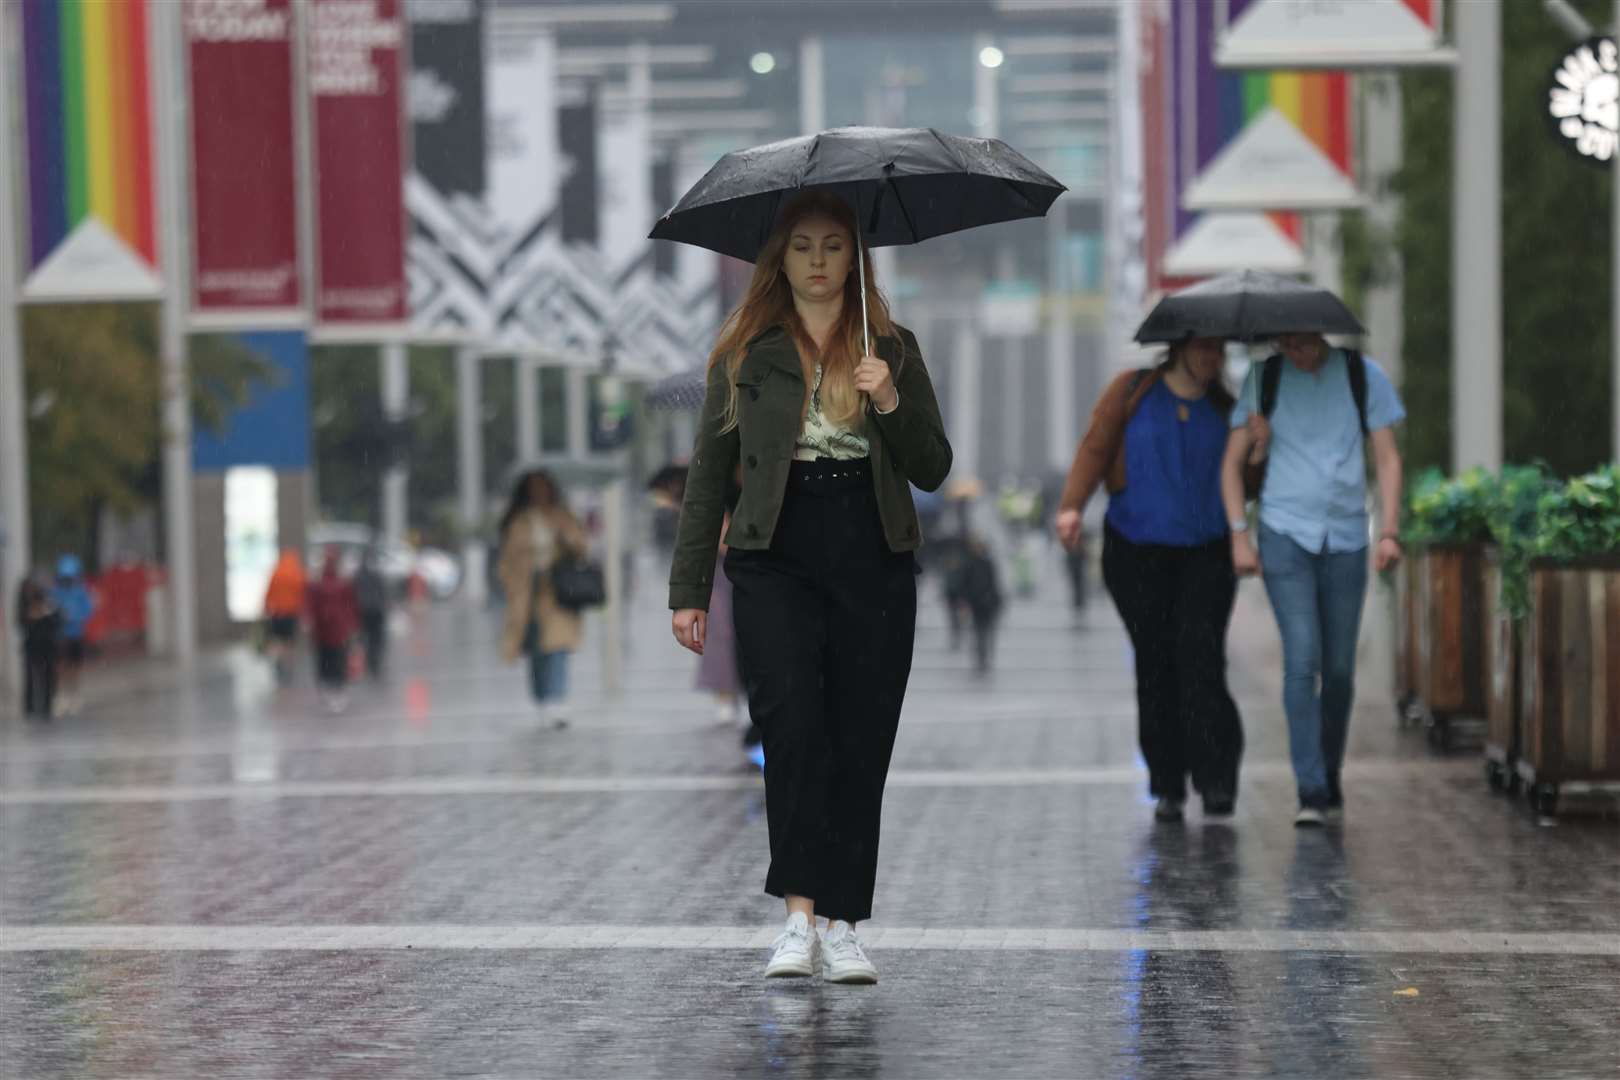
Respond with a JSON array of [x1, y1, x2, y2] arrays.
[[187, 0, 301, 315], [309, 0, 407, 325]]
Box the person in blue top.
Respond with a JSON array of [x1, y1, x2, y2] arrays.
[[52, 554, 96, 717], [1057, 336, 1243, 823], [1221, 332, 1406, 828]]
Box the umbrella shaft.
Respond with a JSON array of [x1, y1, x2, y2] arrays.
[[859, 234, 870, 357]]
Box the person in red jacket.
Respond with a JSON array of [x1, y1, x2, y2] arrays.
[[306, 548, 359, 712]]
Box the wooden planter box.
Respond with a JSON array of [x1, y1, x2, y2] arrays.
[[1517, 556, 1620, 814], [1482, 552, 1521, 789], [1410, 544, 1491, 747]]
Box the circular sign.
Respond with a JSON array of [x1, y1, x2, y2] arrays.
[[1548, 37, 1619, 165]]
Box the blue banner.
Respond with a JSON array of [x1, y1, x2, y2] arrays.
[[192, 330, 312, 471]]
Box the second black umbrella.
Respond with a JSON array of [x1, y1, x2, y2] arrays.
[[1134, 269, 1365, 344]]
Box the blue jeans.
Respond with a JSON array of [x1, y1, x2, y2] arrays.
[[527, 649, 570, 703], [1258, 526, 1368, 808]]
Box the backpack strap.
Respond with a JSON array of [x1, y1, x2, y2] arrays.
[[1259, 355, 1283, 418], [1345, 349, 1370, 436], [1125, 366, 1152, 400]]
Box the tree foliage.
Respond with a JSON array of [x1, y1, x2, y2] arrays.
[[22, 303, 278, 568], [309, 345, 465, 546], [1395, 0, 1613, 478]]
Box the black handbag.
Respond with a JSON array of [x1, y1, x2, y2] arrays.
[[549, 555, 606, 611]]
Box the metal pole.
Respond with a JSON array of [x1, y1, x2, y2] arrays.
[[566, 367, 589, 460], [516, 357, 540, 461], [456, 346, 486, 605], [799, 36, 824, 134], [602, 477, 623, 697], [1451, 0, 1503, 472], [1045, 200, 1074, 474], [1363, 72, 1405, 387], [973, 33, 999, 138], [952, 325, 982, 486], [381, 341, 409, 546], [154, 0, 197, 665], [1003, 337, 1023, 482], [0, 0, 33, 697]]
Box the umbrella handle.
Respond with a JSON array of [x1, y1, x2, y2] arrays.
[[858, 232, 870, 357]]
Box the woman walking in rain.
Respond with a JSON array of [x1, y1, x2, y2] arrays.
[[1055, 336, 1244, 822], [498, 469, 589, 729], [670, 191, 951, 984]]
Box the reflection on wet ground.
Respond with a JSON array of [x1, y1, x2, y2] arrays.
[[2, 562, 1616, 1077]]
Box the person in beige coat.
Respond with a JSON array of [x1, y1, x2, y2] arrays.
[[497, 469, 588, 727]]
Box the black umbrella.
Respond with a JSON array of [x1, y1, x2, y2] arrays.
[[649, 126, 1065, 350], [1133, 270, 1365, 344], [644, 367, 707, 413]]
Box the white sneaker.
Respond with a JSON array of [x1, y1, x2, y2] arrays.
[[821, 920, 878, 985], [764, 912, 819, 978], [1294, 806, 1326, 828]]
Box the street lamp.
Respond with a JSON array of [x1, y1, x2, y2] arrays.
[[979, 45, 1005, 69]]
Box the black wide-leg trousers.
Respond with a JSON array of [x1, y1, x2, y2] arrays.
[[1101, 524, 1244, 804], [725, 458, 917, 924]]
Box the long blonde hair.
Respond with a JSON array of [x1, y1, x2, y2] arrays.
[[708, 191, 894, 433]]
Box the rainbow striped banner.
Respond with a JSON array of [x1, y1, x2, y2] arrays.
[[1183, 0, 1358, 213], [20, 0, 160, 298], [1161, 0, 1304, 280]]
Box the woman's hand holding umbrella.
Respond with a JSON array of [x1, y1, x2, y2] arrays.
[[855, 355, 898, 413]]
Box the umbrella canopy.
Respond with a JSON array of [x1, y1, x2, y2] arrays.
[[644, 367, 707, 413], [648, 126, 1066, 264], [1133, 270, 1365, 344]]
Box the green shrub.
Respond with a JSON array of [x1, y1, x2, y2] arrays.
[[1402, 465, 1560, 620], [1487, 465, 1559, 620], [1403, 466, 1496, 546], [1534, 464, 1620, 563]]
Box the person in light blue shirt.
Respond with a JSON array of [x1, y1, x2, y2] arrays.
[[1221, 333, 1406, 828]]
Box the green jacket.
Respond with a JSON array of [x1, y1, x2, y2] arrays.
[[668, 323, 953, 612]]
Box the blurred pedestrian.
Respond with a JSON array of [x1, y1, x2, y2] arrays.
[[262, 550, 306, 684], [1222, 332, 1405, 828], [1044, 474, 1089, 625], [1056, 336, 1244, 823], [959, 535, 1004, 676], [354, 547, 390, 679], [16, 576, 60, 721], [51, 555, 95, 717], [670, 191, 952, 984], [306, 548, 359, 713], [497, 469, 589, 729]]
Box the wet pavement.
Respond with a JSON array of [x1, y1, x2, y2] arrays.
[[2, 550, 1617, 1079]]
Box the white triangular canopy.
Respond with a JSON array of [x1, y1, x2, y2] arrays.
[[1217, 0, 1450, 69], [23, 218, 164, 302], [1185, 108, 1361, 211], [1162, 212, 1305, 278]]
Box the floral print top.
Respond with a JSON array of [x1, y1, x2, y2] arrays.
[[794, 362, 870, 461]]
